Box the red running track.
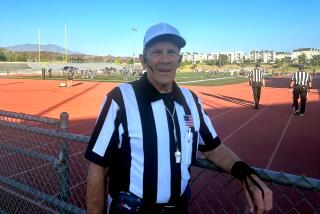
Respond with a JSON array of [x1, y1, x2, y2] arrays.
[[0, 77, 319, 178]]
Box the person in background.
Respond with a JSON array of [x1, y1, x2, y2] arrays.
[[67, 68, 74, 87], [289, 64, 312, 117], [249, 64, 265, 109]]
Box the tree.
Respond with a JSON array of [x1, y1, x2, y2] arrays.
[[310, 55, 320, 66], [281, 56, 292, 64], [204, 60, 216, 66], [127, 58, 134, 64], [0, 49, 7, 61], [191, 63, 197, 72], [274, 59, 282, 67], [243, 58, 252, 65], [219, 54, 229, 66], [16, 52, 28, 62], [298, 53, 307, 64], [181, 60, 191, 66], [114, 57, 122, 64], [257, 58, 263, 63]]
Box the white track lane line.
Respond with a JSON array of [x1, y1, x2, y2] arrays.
[[265, 113, 293, 169], [222, 102, 273, 143]]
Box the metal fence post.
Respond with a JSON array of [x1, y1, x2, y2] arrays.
[[57, 112, 70, 212], [42, 68, 46, 79]]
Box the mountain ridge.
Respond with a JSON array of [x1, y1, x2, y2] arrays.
[[4, 43, 83, 55]]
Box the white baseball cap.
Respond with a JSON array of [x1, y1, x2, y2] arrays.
[[143, 23, 186, 49]]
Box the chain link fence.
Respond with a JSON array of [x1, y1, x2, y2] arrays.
[[190, 159, 320, 213], [0, 110, 87, 214], [0, 110, 319, 213]]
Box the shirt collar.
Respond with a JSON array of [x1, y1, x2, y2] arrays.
[[136, 73, 185, 105]]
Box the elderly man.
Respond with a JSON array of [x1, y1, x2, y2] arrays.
[[85, 23, 273, 214]]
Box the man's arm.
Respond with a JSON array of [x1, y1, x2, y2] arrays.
[[289, 80, 295, 92], [87, 163, 109, 214], [248, 71, 252, 86], [289, 80, 294, 88], [308, 81, 312, 90], [308, 75, 312, 91], [262, 78, 265, 87], [203, 143, 240, 172], [203, 144, 273, 213]]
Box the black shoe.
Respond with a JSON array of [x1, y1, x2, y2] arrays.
[[294, 109, 300, 115], [254, 105, 259, 109]]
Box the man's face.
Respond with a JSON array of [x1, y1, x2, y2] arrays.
[[142, 41, 181, 92]]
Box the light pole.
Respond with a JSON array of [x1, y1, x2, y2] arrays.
[[38, 29, 41, 63], [131, 27, 138, 69], [64, 24, 67, 63]]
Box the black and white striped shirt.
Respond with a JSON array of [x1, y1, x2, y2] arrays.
[[85, 74, 221, 204], [291, 71, 312, 87], [249, 68, 264, 83]]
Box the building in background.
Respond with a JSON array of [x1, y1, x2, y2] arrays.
[[291, 48, 320, 63], [182, 48, 319, 64], [275, 52, 291, 61], [247, 50, 275, 63], [183, 51, 244, 63]]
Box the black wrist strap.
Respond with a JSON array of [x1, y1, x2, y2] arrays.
[[231, 161, 265, 201], [231, 161, 258, 181]]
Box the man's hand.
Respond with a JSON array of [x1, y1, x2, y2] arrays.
[[243, 174, 273, 213], [289, 88, 292, 93]]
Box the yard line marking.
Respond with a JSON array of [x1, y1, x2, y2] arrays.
[[213, 107, 238, 120], [222, 102, 273, 143], [266, 113, 293, 169], [178, 76, 241, 84]]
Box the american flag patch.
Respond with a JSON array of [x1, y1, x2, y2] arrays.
[[184, 115, 194, 127]]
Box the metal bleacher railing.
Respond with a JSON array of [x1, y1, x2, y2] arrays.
[[0, 110, 319, 213]]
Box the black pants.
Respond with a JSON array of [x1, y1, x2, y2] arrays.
[[293, 85, 308, 114], [252, 82, 262, 106], [109, 192, 188, 214]]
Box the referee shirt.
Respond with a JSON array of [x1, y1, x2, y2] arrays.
[[249, 68, 264, 83], [291, 71, 312, 87], [85, 74, 221, 204]]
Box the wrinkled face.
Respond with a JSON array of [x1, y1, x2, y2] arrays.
[[141, 41, 182, 93]]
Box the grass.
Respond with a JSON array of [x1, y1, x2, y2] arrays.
[[0, 62, 30, 72], [1, 71, 248, 87], [5, 62, 308, 87], [178, 77, 248, 86]]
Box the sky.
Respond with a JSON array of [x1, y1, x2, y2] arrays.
[[1, 0, 320, 57]]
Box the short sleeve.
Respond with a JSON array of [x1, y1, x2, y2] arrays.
[[85, 87, 123, 166], [190, 91, 221, 152]]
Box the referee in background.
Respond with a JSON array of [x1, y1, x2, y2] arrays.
[[249, 64, 265, 109], [289, 64, 312, 117]]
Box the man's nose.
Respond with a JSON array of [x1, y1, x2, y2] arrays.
[[159, 54, 172, 63]]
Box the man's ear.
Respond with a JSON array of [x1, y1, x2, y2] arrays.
[[178, 55, 183, 67], [139, 54, 146, 67]]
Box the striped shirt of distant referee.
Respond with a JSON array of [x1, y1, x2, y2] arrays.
[[291, 71, 312, 87], [249, 68, 264, 83], [85, 74, 221, 204]]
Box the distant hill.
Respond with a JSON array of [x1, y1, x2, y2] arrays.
[[5, 43, 83, 55]]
